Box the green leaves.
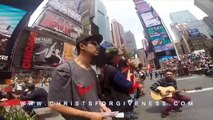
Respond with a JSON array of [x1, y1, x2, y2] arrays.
[[0, 106, 37, 120]]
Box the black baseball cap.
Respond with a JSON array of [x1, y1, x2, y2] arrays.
[[76, 34, 103, 46]]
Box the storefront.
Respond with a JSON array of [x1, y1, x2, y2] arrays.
[[10, 0, 82, 82]]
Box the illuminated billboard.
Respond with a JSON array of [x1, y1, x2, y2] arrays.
[[154, 43, 174, 52], [37, 9, 82, 40], [147, 25, 174, 52], [141, 11, 161, 28], [135, 1, 151, 13], [0, 4, 27, 70], [159, 55, 173, 62]]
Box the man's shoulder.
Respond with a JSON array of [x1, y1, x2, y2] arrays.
[[55, 61, 75, 71], [53, 61, 76, 78], [157, 78, 165, 83], [105, 64, 117, 71]]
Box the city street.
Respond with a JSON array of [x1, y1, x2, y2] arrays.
[[35, 75, 213, 120], [135, 75, 213, 120]]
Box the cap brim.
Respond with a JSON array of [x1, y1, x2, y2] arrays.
[[86, 34, 103, 44]]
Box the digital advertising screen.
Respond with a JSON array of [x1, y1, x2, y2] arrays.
[[159, 55, 174, 62], [147, 25, 174, 52], [135, 1, 151, 13], [187, 28, 201, 38], [0, 4, 27, 71], [154, 43, 174, 52], [141, 11, 161, 28]]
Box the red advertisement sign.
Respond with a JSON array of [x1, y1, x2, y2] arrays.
[[38, 10, 82, 40], [22, 32, 37, 69]]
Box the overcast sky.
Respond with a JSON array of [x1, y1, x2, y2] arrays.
[[102, 0, 207, 49]]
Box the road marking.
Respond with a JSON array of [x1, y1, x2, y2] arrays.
[[176, 76, 199, 81], [186, 87, 213, 93]]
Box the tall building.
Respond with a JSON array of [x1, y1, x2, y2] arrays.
[[124, 30, 137, 55], [170, 10, 197, 23], [194, 0, 213, 31], [137, 48, 147, 66], [75, 0, 95, 35], [74, 0, 113, 42], [133, 0, 176, 69], [170, 10, 213, 39], [142, 39, 148, 50], [93, 0, 112, 43], [203, 17, 213, 32], [174, 42, 184, 55], [111, 19, 125, 48], [170, 10, 213, 54], [186, 20, 213, 39]]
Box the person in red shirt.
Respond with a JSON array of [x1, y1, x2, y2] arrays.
[[147, 63, 153, 79], [121, 57, 144, 98]]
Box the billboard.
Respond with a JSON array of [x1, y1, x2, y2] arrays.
[[46, 0, 81, 23], [33, 33, 64, 67], [187, 28, 201, 38], [36, 9, 82, 41], [0, 4, 27, 70], [22, 32, 36, 70], [159, 55, 174, 62], [135, 1, 151, 13], [141, 11, 161, 28], [63, 42, 76, 61], [154, 43, 174, 52], [147, 26, 174, 52]]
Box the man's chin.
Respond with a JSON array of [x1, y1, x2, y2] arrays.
[[94, 52, 99, 56], [166, 77, 172, 80]]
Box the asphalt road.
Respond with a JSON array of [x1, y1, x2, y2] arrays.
[[35, 75, 213, 120], [135, 75, 213, 120]]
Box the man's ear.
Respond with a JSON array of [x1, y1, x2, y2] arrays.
[[79, 43, 86, 50]]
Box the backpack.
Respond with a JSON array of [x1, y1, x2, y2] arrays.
[[99, 64, 134, 112]]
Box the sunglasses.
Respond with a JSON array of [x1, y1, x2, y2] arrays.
[[86, 41, 99, 46]]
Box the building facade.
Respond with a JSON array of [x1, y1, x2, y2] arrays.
[[170, 10, 197, 23], [133, 0, 176, 69], [170, 10, 213, 54], [194, 0, 213, 31], [111, 19, 125, 48], [137, 48, 147, 66], [93, 0, 112, 43], [124, 30, 137, 55], [174, 42, 184, 55], [170, 10, 213, 39]]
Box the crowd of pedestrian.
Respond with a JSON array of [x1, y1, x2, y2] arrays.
[[159, 52, 213, 77], [0, 76, 48, 117]]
